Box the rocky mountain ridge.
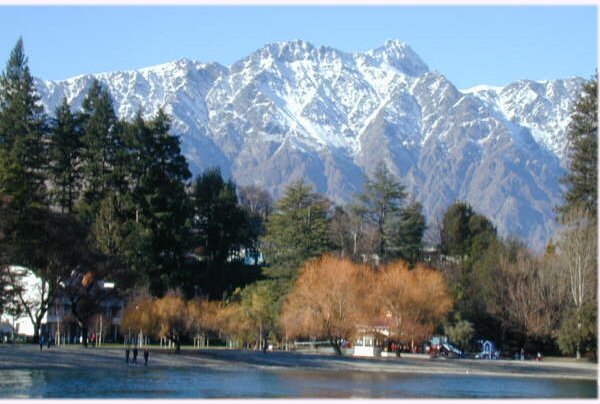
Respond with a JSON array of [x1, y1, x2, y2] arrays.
[[34, 39, 585, 250]]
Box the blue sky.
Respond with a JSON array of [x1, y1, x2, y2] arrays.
[[0, 6, 596, 88]]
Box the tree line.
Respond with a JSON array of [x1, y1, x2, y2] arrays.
[[0, 38, 596, 359]]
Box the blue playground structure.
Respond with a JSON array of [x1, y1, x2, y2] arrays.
[[475, 340, 500, 359]]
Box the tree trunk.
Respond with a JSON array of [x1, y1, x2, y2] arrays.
[[576, 321, 582, 360], [33, 318, 42, 341], [262, 337, 268, 353], [330, 338, 342, 356], [81, 323, 88, 347]]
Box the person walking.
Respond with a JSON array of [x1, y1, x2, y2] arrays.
[[143, 348, 149, 366], [132, 346, 138, 364], [47, 335, 51, 349], [39, 335, 44, 351], [520, 347, 525, 361], [126, 346, 130, 363]]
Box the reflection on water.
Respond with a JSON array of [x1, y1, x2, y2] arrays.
[[0, 369, 36, 398], [0, 368, 596, 398]]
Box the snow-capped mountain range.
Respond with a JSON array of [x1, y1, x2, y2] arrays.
[[34, 39, 584, 250]]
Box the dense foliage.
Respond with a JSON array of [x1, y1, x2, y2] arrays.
[[0, 39, 596, 359], [558, 74, 598, 218]]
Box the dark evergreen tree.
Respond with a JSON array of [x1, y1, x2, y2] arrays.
[[437, 201, 501, 342], [467, 213, 497, 258], [0, 38, 48, 211], [78, 79, 119, 223], [262, 180, 332, 278], [384, 201, 426, 264], [440, 201, 474, 257], [89, 109, 191, 296], [353, 162, 407, 260], [0, 194, 16, 315], [48, 97, 82, 213], [190, 167, 259, 298], [559, 75, 598, 218], [130, 110, 191, 295], [191, 167, 249, 265], [0, 38, 49, 266], [440, 201, 497, 266]]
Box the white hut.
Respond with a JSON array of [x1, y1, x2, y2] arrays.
[[353, 330, 387, 357]]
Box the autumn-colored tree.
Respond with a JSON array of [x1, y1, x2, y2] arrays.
[[280, 255, 371, 355], [373, 261, 452, 346], [153, 291, 189, 352], [186, 298, 208, 340], [187, 298, 243, 347], [121, 290, 189, 353], [185, 296, 255, 348], [121, 292, 157, 337], [207, 300, 255, 348]]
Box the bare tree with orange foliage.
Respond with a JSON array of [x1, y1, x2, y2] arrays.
[[121, 292, 156, 335], [188, 297, 252, 348], [373, 261, 452, 349], [122, 290, 189, 353], [187, 298, 213, 346], [153, 291, 189, 353], [280, 255, 372, 355]]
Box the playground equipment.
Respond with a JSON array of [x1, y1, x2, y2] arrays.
[[430, 336, 463, 358], [475, 340, 500, 359], [442, 342, 463, 356]]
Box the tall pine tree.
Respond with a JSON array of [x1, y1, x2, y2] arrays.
[[131, 110, 191, 295], [559, 74, 598, 218], [0, 38, 47, 211], [353, 162, 407, 261], [49, 97, 82, 213], [384, 201, 426, 264], [262, 180, 332, 278], [0, 38, 48, 259], [89, 109, 192, 295], [78, 79, 119, 223], [189, 167, 259, 298], [440, 201, 474, 257]]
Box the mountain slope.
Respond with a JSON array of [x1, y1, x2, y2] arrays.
[[34, 39, 584, 250]]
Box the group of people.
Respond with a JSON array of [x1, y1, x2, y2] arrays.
[[38, 335, 54, 351], [125, 346, 150, 366], [513, 348, 543, 361]]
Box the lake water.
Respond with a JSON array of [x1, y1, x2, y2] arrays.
[[0, 367, 596, 398]]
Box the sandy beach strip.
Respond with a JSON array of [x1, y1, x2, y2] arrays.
[[0, 344, 596, 381]]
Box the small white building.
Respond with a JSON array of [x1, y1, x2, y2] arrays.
[[353, 331, 386, 357], [2, 266, 123, 342], [353, 325, 390, 357]]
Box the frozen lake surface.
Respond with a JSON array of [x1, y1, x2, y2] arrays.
[[0, 345, 596, 398], [0, 366, 596, 398]]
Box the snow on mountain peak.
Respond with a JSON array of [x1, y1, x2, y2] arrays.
[[34, 39, 584, 251], [364, 39, 429, 77]]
